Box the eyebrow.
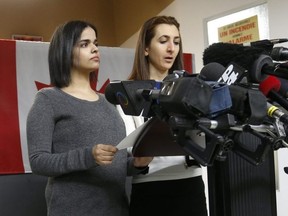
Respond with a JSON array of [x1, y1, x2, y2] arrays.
[[159, 35, 180, 40], [78, 38, 98, 43]]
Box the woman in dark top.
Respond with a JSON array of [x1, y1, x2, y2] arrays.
[[26, 20, 151, 216]]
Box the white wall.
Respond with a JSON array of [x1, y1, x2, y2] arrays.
[[121, 0, 288, 215]]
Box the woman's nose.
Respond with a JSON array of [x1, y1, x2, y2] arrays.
[[167, 42, 175, 52], [92, 44, 98, 53]]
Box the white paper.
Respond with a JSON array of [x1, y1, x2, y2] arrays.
[[116, 119, 151, 150]]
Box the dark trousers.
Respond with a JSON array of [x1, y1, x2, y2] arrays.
[[129, 176, 208, 216]]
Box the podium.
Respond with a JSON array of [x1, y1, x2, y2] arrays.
[[207, 134, 277, 216], [128, 117, 278, 216]]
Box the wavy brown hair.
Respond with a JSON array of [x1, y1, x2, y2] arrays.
[[128, 16, 183, 80]]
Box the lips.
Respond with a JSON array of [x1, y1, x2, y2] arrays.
[[164, 56, 174, 62], [90, 56, 100, 62]]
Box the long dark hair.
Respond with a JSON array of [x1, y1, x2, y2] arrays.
[[48, 20, 98, 87]]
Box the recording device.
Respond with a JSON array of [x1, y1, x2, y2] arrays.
[[105, 80, 157, 116], [284, 167, 288, 174], [198, 61, 267, 125], [271, 46, 288, 61], [106, 76, 232, 119], [201, 50, 288, 164], [278, 77, 288, 98], [105, 65, 237, 165], [203, 42, 288, 83], [203, 42, 267, 70], [242, 38, 288, 52], [198, 60, 288, 131], [242, 38, 288, 61], [198, 62, 225, 81], [199, 62, 247, 84], [105, 40, 288, 166], [259, 75, 288, 110], [267, 102, 288, 124]]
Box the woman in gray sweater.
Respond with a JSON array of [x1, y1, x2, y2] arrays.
[[26, 20, 151, 216]]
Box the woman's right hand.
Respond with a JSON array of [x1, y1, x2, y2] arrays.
[[92, 144, 118, 165], [133, 156, 154, 167]]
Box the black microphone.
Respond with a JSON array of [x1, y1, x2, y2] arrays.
[[284, 167, 288, 174], [104, 80, 157, 116], [209, 62, 288, 125], [242, 38, 288, 52], [159, 76, 232, 117], [278, 77, 288, 98], [203, 42, 267, 69], [198, 62, 225, 81], [252, 55, 288, 81], [199, 61, 247, 84], [270, 46, 288, 61], [167, 113, 236, 130], [105, 82, 119, 105], [203, 42, 288, 83], [196, 114, 236, 129], [242, 39, 288, 61], [200, 54, 268, 124]]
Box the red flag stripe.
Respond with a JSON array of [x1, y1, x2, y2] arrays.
[[0, 39, 24, 174]]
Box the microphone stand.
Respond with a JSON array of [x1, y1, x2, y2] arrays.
[[169, 115, 234, 166], [232, 124, 282, 165]]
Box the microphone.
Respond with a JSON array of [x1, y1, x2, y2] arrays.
[[259, 76, 288, 111], [198, 62, 225, 81], [105, 67, 233, 119], [199, 60, 267, 124], [167, 113, 236, 130], [203, 42, 267, 69], [203, 42, 288, 83], [278, 77, 288, 98], [270, 46, 288, 61], [105, 82, 119, 105], [242, 38, 288, 52], [104, 80, 157, 116], [251, 55, 288, 81], [199, 61, 247, 84], [267, 102, 288, 124], [196, 114, 236, 129], [242, 39, 288, 61], [159, 76, 232, 118]]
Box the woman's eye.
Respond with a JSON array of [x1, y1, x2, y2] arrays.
[[80, 42, 88, 48]]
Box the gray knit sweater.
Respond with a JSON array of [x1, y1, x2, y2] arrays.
[[26, 87, 132, 216]]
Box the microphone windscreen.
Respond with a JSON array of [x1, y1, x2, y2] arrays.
[[104, 84, 119, 104], [259, 76, 281, 96], [198, 62, 225, 81], [203, 42, 268, 69]]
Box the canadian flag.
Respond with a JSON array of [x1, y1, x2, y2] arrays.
[[0, 39, 192, 174]]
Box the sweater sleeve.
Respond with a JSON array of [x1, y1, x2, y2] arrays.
[[26, 91, 97, 177], [127, 156, 149, 176]]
